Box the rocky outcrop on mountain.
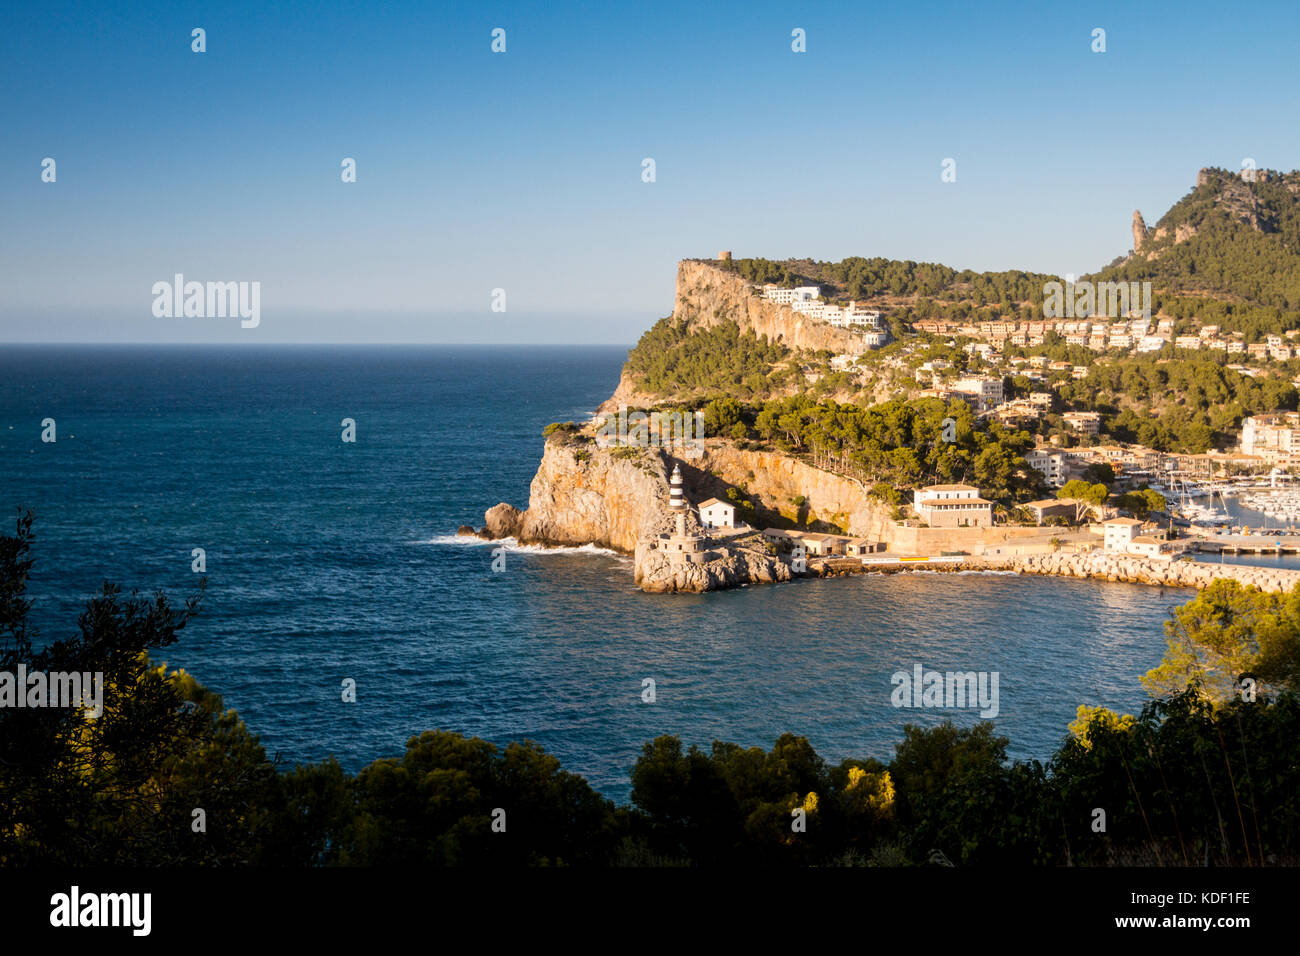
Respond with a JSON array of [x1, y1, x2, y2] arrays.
[[1130, 168, 1292, 263], [1151, 222, 1198, 245], [1203, 171, 1276, 232], [1132, 210, 1148, 252]]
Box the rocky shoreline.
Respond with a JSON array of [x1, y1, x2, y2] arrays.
[[472, 436, 1300, 595]]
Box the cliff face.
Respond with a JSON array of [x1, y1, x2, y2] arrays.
[[672, 260, 868, 354], [684, 442, 896, 540], [483, 437, 796, 591], [596, 260, 878, 412], [512, 440, 669, 552], [490, 437, 894, 551]]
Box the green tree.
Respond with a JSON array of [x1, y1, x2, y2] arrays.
[[1143, 579, 1300, 703], [0, 511, 284, 866], [1057, 480, 1109, 523]]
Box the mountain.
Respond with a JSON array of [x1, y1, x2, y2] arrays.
[[1091, 167, 1300, 311]]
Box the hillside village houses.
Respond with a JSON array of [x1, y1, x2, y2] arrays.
[[1025, 448, 1068, 488], [951, 376, 1004, 410], [910, 314, 1300, 360]]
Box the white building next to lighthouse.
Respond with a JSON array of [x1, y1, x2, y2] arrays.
[[698, 497, 736, 529]]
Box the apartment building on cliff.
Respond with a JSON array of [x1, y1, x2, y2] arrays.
[[760, 285, 890, 346]]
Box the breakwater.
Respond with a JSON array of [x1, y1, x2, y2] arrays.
[[812, 551, 1300, 592], [990, 552, 1300, 592]]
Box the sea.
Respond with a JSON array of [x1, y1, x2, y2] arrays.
[[0, 345, 1211, 802]]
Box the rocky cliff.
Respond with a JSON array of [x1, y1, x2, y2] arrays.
[[672, 259, 867, 354], [481, 435, 797, 591], [598, 260, 868, 412], [1131, 210, 1148, 253], [486, 438, 668, 552], [683, 441, 896, 540], [484, 433, 895, 547], [634, 537, 791, 592]]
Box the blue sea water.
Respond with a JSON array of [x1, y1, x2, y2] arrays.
[[0, 345, 1196, 802]]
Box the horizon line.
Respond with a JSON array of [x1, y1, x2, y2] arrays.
[[0, 340, 637, 347]]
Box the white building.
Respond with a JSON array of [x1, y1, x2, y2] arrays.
[[913, 484, 993, 529], [1129, 534, 1182, 560], [952, 377, 1004, 409], [1103, 517, 1142, 552], [829, 303, 883, 329], [764, 286, 820, 306], [1026, 448, 1067, 488], [698, 497, 736, 529], [1064, 411, 1101, 436], [1241, 412, 1300, 460]]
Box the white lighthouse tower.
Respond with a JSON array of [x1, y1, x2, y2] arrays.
[[670, 463, 687, 538], [664, 462, 705, 563]]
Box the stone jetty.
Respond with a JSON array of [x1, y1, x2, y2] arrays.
[[812, 551, 1300, 593], [985, 552, 1300, 593]]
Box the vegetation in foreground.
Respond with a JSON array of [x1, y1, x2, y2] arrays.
[[2, 513, 1298, 867]]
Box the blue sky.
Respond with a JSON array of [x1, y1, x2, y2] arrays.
[[3, 0, 1298, 343]]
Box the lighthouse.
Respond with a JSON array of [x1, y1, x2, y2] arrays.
[[670, 463, 687, 538], [664, 463, 705, 563]]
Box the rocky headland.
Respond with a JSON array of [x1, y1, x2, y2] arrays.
[[479, 256, 1300, 597]]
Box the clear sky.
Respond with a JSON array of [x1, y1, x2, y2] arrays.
[[3, 0, 1299, 344]]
